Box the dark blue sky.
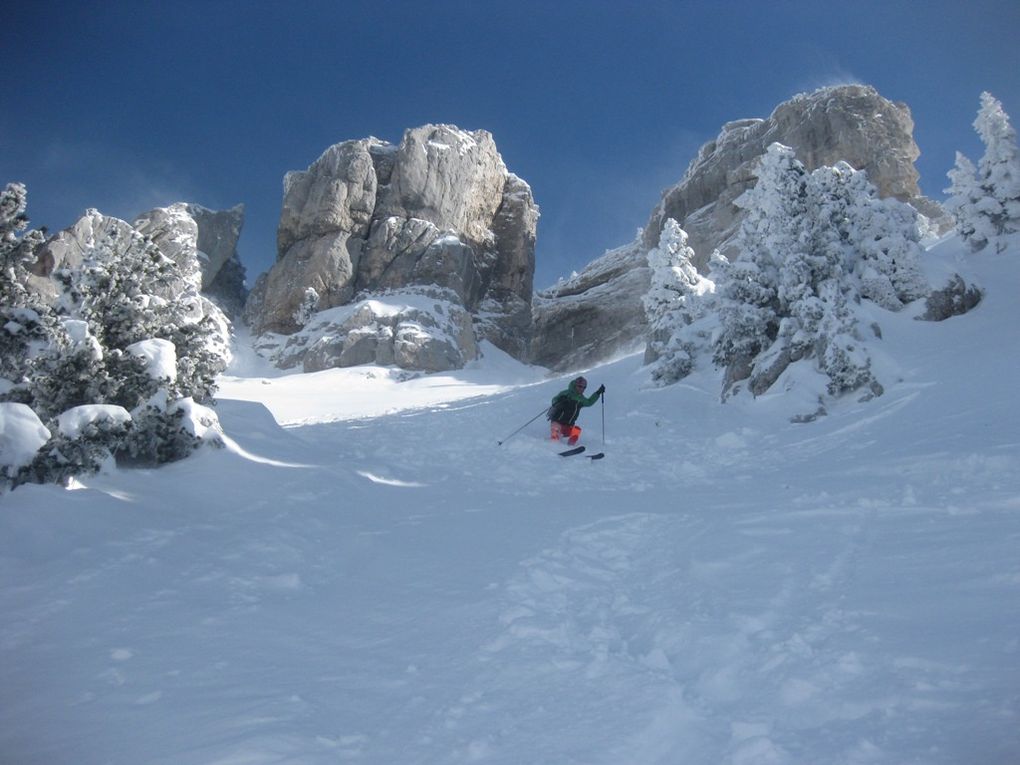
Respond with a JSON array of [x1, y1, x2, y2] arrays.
[[3, 0, 1018, 289]]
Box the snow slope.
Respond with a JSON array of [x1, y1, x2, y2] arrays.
[[1, 236, 1019, 764]]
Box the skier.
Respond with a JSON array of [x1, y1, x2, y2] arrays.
[[547, 376, 605, 446]]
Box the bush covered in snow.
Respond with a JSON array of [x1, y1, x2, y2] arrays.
[[945, 92, 1020, 253], [0, 184, 226, 491], [643, 219, 716, 386], [645, 144, 930, 402]]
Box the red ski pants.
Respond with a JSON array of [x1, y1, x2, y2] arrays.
[[550, 422, 582, 445]]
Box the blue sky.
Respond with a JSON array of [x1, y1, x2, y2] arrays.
[[3, 0, 1018, 289]]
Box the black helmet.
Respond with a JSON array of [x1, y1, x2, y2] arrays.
[[572, 376, 588, 391]]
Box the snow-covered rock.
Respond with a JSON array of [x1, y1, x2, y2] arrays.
[[33, 204, 246, 318], [29, 211, 143, 303], [133, 204, 203, 290], [256, 288, 477, 373], [27, 209, 234, 368], [134, 202, 247, 314], [244, 124, 538, 368]]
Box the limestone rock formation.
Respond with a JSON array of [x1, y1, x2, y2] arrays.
[[254, 287, 477, 373], [133, 204, 202, 289], [531, 85, 950, 372], [185, 204, 248, 315], [529, 242, 648, 372], [28, 212, 140, 303], [245, 125, 538, 372], [134, 203, 247, 315]]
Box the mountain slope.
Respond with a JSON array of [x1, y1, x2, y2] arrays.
[[1, 236, 1018, 764]]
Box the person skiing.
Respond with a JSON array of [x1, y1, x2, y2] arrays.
[[547, 376, 605, 446]]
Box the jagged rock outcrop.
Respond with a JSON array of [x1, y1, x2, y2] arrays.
[[185, 204, 248, 315], [529, 242, 649, 371], [245, 125, 538, 372], [135, 203, 247, 315], [133, 204, 203, 289], [31, 212, 158, 301], [531, 85, 949, 372], [27, 212, 128, 303]]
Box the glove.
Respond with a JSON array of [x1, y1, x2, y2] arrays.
[[596, 384, 606, 396]]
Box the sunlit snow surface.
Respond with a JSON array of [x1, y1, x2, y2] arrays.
[[2, 236, 1019, 764]]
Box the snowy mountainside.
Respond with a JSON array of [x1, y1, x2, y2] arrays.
[[1, 235, 1019, 764]]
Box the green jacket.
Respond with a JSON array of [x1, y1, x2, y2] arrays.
[[548, 385, 601, 426]]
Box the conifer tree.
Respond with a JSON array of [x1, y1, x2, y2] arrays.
[[702, 144, 923, 400], [2, 193, 227, 490], [643, 219, 716, 383], [712, 144, 802, 388], [946, 92, 1020, 251], [0, 183, 67, 393]]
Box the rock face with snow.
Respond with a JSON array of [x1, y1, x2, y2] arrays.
[[529, 242, 649, 372], [29, 212, 144, 302], [185, 203, 248, 315], [244, 125, 538, 372], [254, 288, 478, 373], [531, 85, 949, 372], [135, 203, 247, 315]]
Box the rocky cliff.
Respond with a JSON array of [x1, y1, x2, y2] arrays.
[[133, 202, 247, 313], [244, 125, 538, 372], [531, 85, 949, 372], [529, 242, 648, 372]]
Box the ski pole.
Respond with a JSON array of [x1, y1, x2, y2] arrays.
[[497, 407, 549, 446], [601, 392, 606, 445]]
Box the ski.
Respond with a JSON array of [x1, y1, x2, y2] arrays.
[[558, 446, 586, 457], [587, 452, 605, 460]]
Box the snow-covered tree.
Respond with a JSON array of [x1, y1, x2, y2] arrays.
[[946, 152, 988, 246], [810, 162, 927, 311], [0, 183, 68, 393], [946, 92, 1020, 252], [712, 257, 778, 378], [53, 212, 225, 407], [294, 287, 321, 328], [2, 192, 226, 491], [643, 219, 714, 384], [712, 144, 803, 390], [694, 144, 924, 400], [974, 92, 1020, 232]]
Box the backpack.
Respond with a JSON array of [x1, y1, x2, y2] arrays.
[[547, 393, 574, 424]]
